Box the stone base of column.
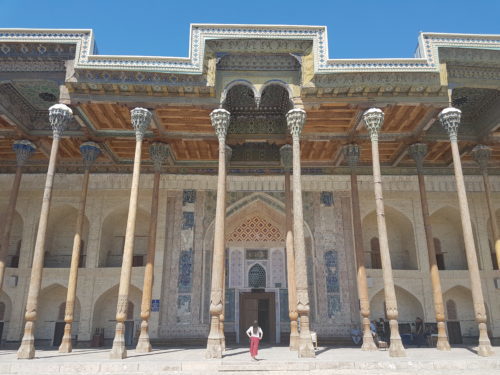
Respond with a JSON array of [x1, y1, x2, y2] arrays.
[[477, 323, 494, 357], [388, 319, 406, 357], [361, 317, 377, 351], [298, 331, 315, 358], [58, 323, 73, 353], [220, 321, 226, 352], [110, 322, 127, 359], [436, 321, 451, 351], [206, 337, 223, 359], [17, 322, 35, 359], [136, 320, 152, 353], [289, 320, 299, 351]]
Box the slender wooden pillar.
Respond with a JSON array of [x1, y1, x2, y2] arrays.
[[0, 140, 36, 291], [206, 109, 230, 359], [17, 104, 73, 359], [408, 143, 450, 351], [363, 108, 406, 357], [343, 144, 377, 351], [286, 108, 315, 358], [110, 108, 152, 359], [472, 145, 500, 269], [220, 145, 231, 353], [59, 142, 100, 353], [439, 108, 494, 356], [136, 142, 169, 353], [280, 144, 299, 350]]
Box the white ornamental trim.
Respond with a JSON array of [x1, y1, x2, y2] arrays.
[[1, 26, 500, 74]]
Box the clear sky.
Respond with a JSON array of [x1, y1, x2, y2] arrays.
[[1, 0, 499, 59]]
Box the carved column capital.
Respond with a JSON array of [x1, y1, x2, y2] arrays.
[[225, 145, 232, 166], [408, 143, 428, 173], [472, 144, 491, 173], [131, 107, 152, 141], [343, 144, 360, 169], [286, 108, 306, 139], [48, 104, 73, 139], [79, 141, 101, 170], [210, 109, 230, 143], [280, 144, 293, 171], [363, 108, 384, 142], [12, 139, 36, 167], [438, 107, 462, 142], [149, 142, 169, 173]]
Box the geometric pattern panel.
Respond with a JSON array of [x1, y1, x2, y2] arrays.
[[227, 215, 284, 243]]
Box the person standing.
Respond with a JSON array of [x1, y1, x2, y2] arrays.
[[246, 320, 263, 360]]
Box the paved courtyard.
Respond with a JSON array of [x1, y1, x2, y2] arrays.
[[0, 345, 499, 374]]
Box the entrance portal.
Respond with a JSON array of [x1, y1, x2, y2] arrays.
[[239, 292, 275, 344]]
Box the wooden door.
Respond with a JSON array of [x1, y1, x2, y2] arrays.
[[124, 320, 134, 346], [53, 322, 65, 346], [447, 321, 462, 344], [240, 297, 258, 344]]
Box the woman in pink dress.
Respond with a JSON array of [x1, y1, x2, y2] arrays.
[[246, 320, 263, 360]]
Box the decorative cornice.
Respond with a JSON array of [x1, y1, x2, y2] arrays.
[[1, 26, 499, 75]]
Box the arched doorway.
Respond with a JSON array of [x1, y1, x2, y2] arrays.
[[443, 285, 475, 344]]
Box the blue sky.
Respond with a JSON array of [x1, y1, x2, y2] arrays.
[[1, 0, 499, 59]]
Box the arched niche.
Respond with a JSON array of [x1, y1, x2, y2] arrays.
[[35, 284, 81, 340], [98, 206, 150, 267], [430, 206, 468, 270], [201, 193, 317, 323], [0, 205, 23, 268], [362, 206, 418, 270], [443, 285, 477, 337], [44, 205, 89, 268], [92, 284, 142, 340], [370, 285, 424, 323]]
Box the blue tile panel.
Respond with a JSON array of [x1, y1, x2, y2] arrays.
[[324, 250, 341, 317], [320, 191, 334, 206]]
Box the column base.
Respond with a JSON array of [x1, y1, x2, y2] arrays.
[[206, 338, 223, 359], [110, 322, 127, 359], [136, 320, 152, 353], [477, 323, 494, 357], [298, 332, 315, 358], [289, 331, 299, 351], [436, 322, 450, 351], [361, 318, 377, 351], [388, 319, 406, 357], [58, 323, 73, 353], [17, 321, 35, 359]]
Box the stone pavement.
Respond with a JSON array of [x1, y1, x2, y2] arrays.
[[0, 345, 499, 374]]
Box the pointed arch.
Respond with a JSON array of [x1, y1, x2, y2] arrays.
[[92, 284, 142, 340], [362, 205, 418, 270], [35, 284, 81, 340], [220, 79, 259, 108], [44, 204, 89, 268], [370, 285, 424, 323], [98, 205, 150, 267]]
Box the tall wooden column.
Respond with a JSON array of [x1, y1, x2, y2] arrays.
[[343, 144, 377, 351], [280, 144, 299, 351], [59, 141, 100, 353], [206, 108, 230, 359], [439, 108, 494, 356], [286, 108, 315, 358], [0, 140, 36, 291], [18, 104, 73, 359], [408, 143, 450, 351], [110, 108, 152, 359], [363, 108, 406, 357], [472, 145, 500, 269], [220, 145, 231, 353], [136, 142, 169, 353]]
